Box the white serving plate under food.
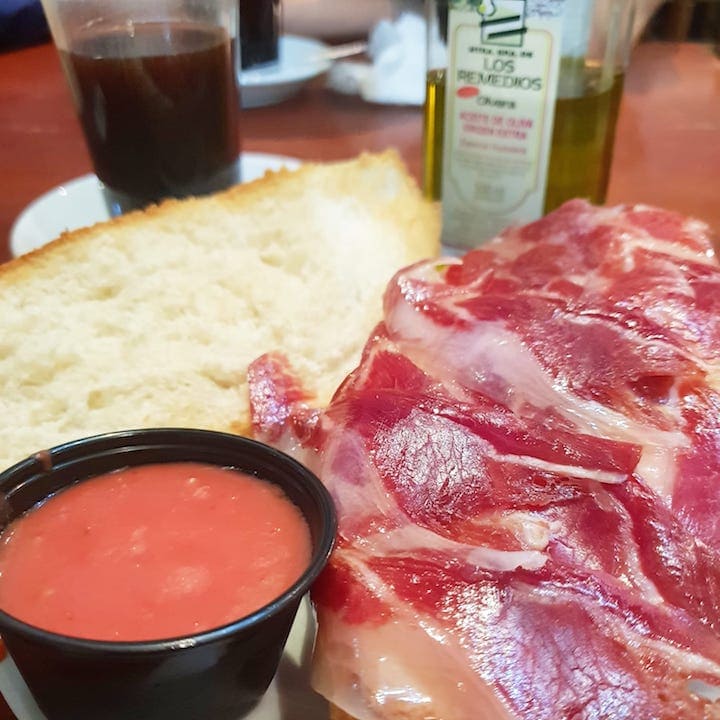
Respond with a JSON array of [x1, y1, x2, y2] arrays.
[[9, 152, 301, 258], [0, 598, 328, 720], [240, 35, 332, 109]]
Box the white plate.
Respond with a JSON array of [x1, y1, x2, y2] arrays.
[[9, 152, 302, 258], [0, 598, 329, 720], [240, 35, 331, 108]]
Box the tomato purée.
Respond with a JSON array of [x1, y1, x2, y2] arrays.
[[0, 462, 312, 641]]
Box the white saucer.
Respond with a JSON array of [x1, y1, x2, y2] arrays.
[[9, 152, 302, 258], [240, 35, 331, 108]]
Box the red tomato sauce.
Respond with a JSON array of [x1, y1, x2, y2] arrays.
[[0, 462, 312, 641]]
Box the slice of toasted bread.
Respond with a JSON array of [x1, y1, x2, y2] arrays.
[[0, 151, 439, 470]]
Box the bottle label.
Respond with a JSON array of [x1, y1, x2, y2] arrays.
[[442, 0, 565, 248]]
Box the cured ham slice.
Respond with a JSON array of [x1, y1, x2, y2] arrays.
[[249, 200, 720, 720]]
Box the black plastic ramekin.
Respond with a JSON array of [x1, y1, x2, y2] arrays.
[[0, 428, 336, 720]]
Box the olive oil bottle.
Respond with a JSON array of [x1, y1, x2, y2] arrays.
[[424, 0, 635, 249], [544, 62, 626, 212], [422, 65, 626, 210], [423, 68, 446, 201], [423, 0, 449, 201]]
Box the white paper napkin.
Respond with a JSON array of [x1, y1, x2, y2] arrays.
[[327, 10, 430, 106]]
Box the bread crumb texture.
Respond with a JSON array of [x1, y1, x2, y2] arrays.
[[0, 152, 439, 470]]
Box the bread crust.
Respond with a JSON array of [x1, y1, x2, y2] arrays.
[[0, 151, 439, 470], [1, 150, 438, 283]]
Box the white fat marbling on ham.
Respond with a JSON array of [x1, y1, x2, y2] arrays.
[[313, 611, 519, 720], [367, 524, 548, 572], [386, 299, 687, 467], [249, 200, 720, 719]]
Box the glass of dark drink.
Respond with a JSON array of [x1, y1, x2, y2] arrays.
[[239, 0, 281, 69], [40, 0, 242, 215]]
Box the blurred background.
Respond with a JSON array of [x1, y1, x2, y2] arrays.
[[642, 0, 720, 42], [2, 0, 719, 50]]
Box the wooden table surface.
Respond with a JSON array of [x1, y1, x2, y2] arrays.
[[0, 37, 719, 720], [1, 40, 720, 267]]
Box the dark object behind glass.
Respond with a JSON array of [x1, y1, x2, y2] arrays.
[[239, 0, 280, 68], [0, 0, 49, 49]]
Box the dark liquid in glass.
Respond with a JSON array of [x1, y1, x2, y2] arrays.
[[59, 22, 241, 213], [240, 0, 280, 68]]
